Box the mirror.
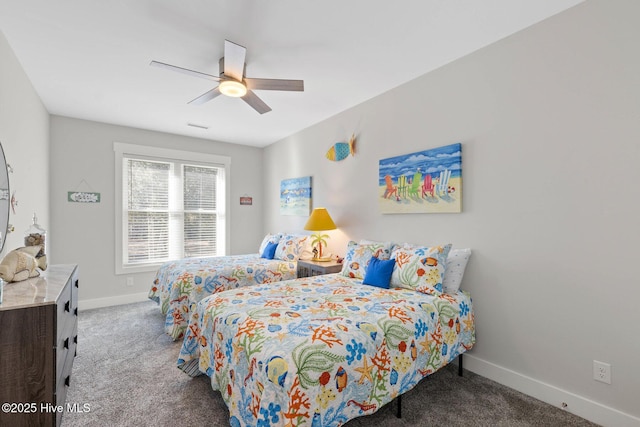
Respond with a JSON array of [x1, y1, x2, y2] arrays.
[[0, 142, 10, 253]]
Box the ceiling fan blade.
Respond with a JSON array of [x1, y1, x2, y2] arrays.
[[245, 78, 304, 92], [188, 87, 222, 105], [223, 40, 247, 81], [150, 60, 220, 82], [242, 90, 272, 114]]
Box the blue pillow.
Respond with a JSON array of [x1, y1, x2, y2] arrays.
[[261, 241, 278, 259], [363, 256, 396, 288]]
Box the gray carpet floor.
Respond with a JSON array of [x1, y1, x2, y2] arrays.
[[61, 301, 599, 427]]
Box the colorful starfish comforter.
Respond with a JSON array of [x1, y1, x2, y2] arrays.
[[178, 273, 475, 426], [148, 254, 297, 340]]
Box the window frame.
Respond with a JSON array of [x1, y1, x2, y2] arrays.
[[114, 142, 231, 275]]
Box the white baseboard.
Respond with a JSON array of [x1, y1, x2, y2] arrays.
[[78, 292, 151, 311], [461, 354, 640, 427]]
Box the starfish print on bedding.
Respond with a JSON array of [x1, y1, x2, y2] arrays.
[[354, 356, 374, 384], [232, 341, 244, 362], [419, 335, 430, 353]]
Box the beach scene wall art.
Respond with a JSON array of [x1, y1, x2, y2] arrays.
[[280, 176, 312, 216], [379, 143, 462, 214]]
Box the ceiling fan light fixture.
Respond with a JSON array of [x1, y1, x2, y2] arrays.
[[219, 80, 247, 97]]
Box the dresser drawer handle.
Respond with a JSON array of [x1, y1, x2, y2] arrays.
[[74, 307, 78, 316], [64, 301, 70, 313], [75, 279, 79, 288], [74, 335, 78, 344], [64, 337, 69, 349], [65, 376, 71, 387]]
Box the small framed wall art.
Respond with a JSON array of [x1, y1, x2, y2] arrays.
[[68, 191, 101, 203], [280, 176, 312, 216]]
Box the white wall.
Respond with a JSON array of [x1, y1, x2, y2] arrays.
[[49, 116, 263, 307], [263, 1, 640, 425], [0, 31, 50, 258]]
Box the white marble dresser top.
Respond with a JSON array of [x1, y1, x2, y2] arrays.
[[0, 264, 77, 310]]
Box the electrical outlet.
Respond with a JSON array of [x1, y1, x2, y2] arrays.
[[593, 360, 611, 384], [126, 277, 134, 287]]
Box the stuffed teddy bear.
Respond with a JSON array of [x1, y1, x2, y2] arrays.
[[0, 245, 48, 282]]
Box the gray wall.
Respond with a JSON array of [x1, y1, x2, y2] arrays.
[[49, 116, 263, 306], [0, 31, 50, 257], [264, 1, 639, 424]]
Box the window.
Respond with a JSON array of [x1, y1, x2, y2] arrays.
[[114, 143, 230, 274]]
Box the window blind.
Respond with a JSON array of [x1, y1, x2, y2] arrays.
[[122, 157, 223, 267], [183, 165, 218, 258], [126, 159, 170, 264]]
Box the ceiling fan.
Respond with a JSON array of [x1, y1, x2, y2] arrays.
[[150, 40, 304, 114]]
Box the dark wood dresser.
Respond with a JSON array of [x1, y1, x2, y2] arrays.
[[0, 264, 79, 427]]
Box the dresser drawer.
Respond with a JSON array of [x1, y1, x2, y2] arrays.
[[72, 274, 79, 317], [56, 324, 75, 379], [56, 277, 74, 379], [56, 324, 76, 411], [55, 277, 73, 331]]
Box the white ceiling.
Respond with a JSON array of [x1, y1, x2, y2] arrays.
[[0, 0, 583, 147]]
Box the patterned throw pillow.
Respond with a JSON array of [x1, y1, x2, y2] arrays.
[[390, 243, 452, 295], [358, 239, 395, 260], [258, 233, 282, 255], [275, 234, 309, 261], [341, 241, 390, 280], [442, 248, 472, 294]]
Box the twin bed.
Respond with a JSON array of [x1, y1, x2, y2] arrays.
[[153, 238, 475, 426], [149, 233, 310, 339]]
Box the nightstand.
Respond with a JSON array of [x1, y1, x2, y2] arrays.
[[297, 259, 343, 278]]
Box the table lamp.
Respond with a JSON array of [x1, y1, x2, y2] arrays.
[[304, 208, 337, 261]]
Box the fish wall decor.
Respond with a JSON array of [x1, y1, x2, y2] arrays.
[[326, 134, 356, 161]]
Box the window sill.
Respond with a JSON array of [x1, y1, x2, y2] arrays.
[[116, 262, 165, 275]]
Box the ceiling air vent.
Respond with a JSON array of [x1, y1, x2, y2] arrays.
[[187, 123, 209, 130]]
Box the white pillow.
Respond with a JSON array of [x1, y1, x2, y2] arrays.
[[442, 248, 472, 294]]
